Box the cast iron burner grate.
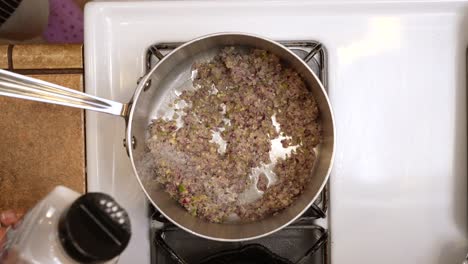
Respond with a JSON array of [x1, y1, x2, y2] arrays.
[[150, 217, 328, 264], [145, 40, 330, 264]]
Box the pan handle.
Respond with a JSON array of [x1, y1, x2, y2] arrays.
[[0, 69, 129, 117]]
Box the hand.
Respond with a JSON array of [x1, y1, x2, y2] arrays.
[[0, 210, 24, 247]]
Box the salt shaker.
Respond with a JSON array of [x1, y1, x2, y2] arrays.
[[0, 186, 131, 263]]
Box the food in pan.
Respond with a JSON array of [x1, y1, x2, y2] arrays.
[[147, 46, 321, 223]]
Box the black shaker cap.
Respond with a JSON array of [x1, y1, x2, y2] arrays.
[[58, 192, 131, 263]]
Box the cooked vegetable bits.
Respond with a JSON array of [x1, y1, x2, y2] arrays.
[[147, 47, 321, 223]]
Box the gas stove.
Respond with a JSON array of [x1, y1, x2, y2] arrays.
[[145, 41, 329, 264], [84, 1, 468, 263]]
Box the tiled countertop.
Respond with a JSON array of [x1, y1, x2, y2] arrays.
[[0, 44, 86, 212]]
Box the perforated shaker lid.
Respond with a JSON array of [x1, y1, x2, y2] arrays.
[[58, 193, 131, 263]]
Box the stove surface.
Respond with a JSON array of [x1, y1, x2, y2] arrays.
[[85, 1, 468, 263]]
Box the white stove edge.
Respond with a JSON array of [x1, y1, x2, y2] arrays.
[[85, 1, 468, 263]]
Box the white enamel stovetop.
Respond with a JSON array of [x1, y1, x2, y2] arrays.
[[85, 1, 468, 263]]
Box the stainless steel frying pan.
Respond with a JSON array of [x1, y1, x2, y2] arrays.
[[0, 33, 335, 241]]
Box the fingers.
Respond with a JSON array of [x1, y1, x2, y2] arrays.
[[0, 227, 6, 246], [0, 210, 24, 249], [0, 210, 20, 227]]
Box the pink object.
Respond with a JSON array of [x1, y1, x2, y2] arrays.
[[43, 0, 84, 43]]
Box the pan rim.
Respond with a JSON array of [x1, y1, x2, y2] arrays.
[[126, 31, 336, 242]]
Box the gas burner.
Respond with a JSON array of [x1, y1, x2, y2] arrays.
[[151, 222, 328, 264]]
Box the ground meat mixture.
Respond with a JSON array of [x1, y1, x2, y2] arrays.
[[146, 47, 321, 223]]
